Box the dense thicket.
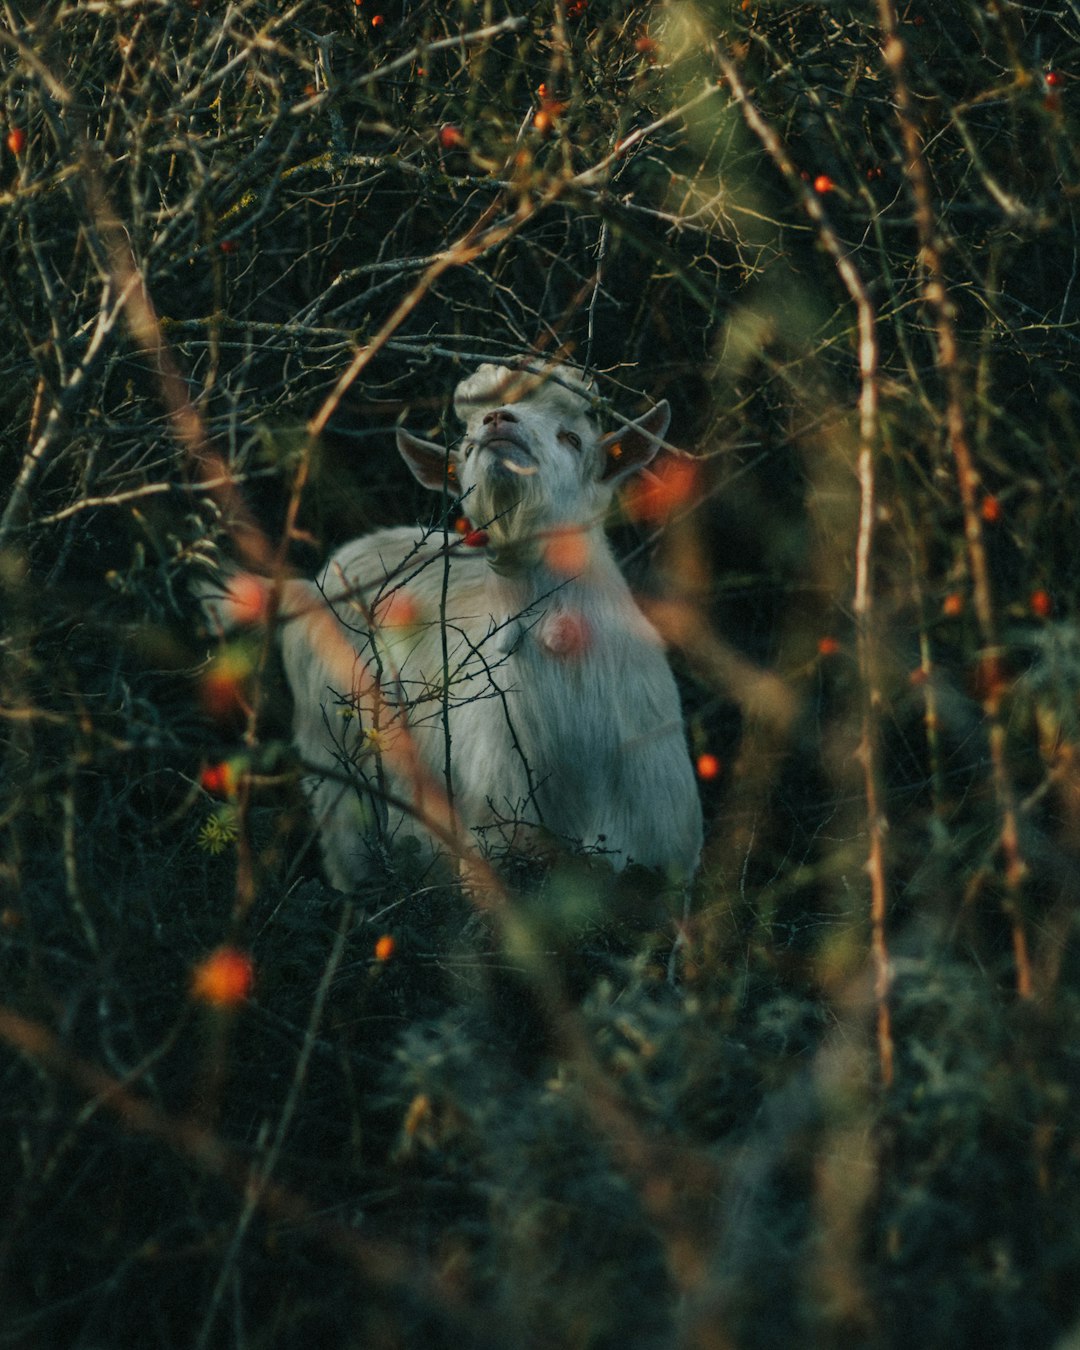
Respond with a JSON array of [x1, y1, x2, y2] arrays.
[[4, 2, 1080, 1346]]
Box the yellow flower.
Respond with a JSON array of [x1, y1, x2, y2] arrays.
[[197, 807, 239, 854]]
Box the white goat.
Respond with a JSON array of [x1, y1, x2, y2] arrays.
[[264, 361, 702, 890]]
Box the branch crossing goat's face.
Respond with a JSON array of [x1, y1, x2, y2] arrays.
[[213, 361, 703, 892]]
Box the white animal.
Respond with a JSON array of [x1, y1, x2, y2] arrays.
[[262, 361, 703, 889]]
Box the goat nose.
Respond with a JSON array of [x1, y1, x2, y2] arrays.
[[483, 408, 518, 427]]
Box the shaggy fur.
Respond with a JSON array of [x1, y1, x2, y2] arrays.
[[274, 361, 702, 888]]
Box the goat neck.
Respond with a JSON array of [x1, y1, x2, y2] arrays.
[[478, 515, 628, 635]]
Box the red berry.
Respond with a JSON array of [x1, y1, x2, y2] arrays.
[[6, 127, 25, 156], [813, 174, 835, 194], [463, 529, 489, 548], [696, 752, 721, 781], [199, 762, 236, 797], [439, 124, 466, 150], [1030, 589, 1052, 618]]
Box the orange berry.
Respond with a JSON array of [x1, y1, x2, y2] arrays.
[[942, 592, 964, 618], [813, 174, 835, 194], [224, 572, 268, 625], [635, 36, 657, 55], [374, 934, 396, 961], [371, 13, 384, 26], [380, 589, 419, 628], [545, 527, 590, 575], [439, 124, 466, 150], [696, 752, 721, 781], [191, 947, 253, 1006], [533, 94, 568, 134], [1030, 588, 1052, 618], [625, 458, 699, 523], [201, 673, 242, 719], [6, 127, 25, 156], [817, 636, 841, 657], [980, 494, 1002, 523], [200, 652, 251, 721]]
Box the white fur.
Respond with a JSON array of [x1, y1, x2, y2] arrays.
[[277, 361, 703, 889]]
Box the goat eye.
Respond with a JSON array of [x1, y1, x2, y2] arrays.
[[561, 431, 582, 451]]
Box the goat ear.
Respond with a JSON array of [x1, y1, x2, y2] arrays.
[[396, 428, 459, 492], [598, 401, 671, 484]]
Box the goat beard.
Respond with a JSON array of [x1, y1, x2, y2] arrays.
[[469, 474, 547, 565]]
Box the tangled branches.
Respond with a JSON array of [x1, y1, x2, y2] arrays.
[[4, 2, 1080, 1346]]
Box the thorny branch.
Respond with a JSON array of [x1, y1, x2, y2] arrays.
[[716, 46, 893, 1084], [875, 0, 1032, 999]]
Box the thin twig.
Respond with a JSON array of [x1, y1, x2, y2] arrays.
[[717, 47, 894, 1084], [194, 901, 354, 1350]]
